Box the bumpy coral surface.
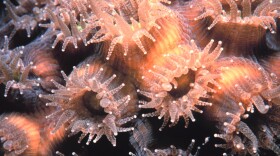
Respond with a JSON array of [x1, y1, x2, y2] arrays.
[[0, 0, 280, 156]]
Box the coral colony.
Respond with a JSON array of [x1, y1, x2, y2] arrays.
[[0, 0, 280, 155]]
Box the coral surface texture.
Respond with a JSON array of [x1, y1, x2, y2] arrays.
[[0, 0, 280, 156]]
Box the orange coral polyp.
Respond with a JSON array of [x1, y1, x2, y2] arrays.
[[87, 0, 176, 60], [193, 0, 280, 32], [0, 114, 40, 155], [211, 57, 275, 114], [137, 40, 222, 130], [216, 59, 272, 92]]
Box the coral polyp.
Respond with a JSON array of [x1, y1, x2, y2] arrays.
[[137, 40, 222, 130], [39, 57, 138, 146], [0, 0, 280, 155], [0, 114, 40, 155], [3, 0, 39, 39], [205, 57, 280, 155], [210, 57, 278, 114], [88, 0, 173, 59], [183, 0, 280, 56], [194, 0, 280, 32], [0, 113, 65, 156], [42, 0, 176, 58], [0, 36, 38, 97], [129, 119, 202, 156]]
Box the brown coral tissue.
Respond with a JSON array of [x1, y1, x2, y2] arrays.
[[1, 0, 280, 156]]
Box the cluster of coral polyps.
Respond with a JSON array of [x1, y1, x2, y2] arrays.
[[0, 0, 280, 155]]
